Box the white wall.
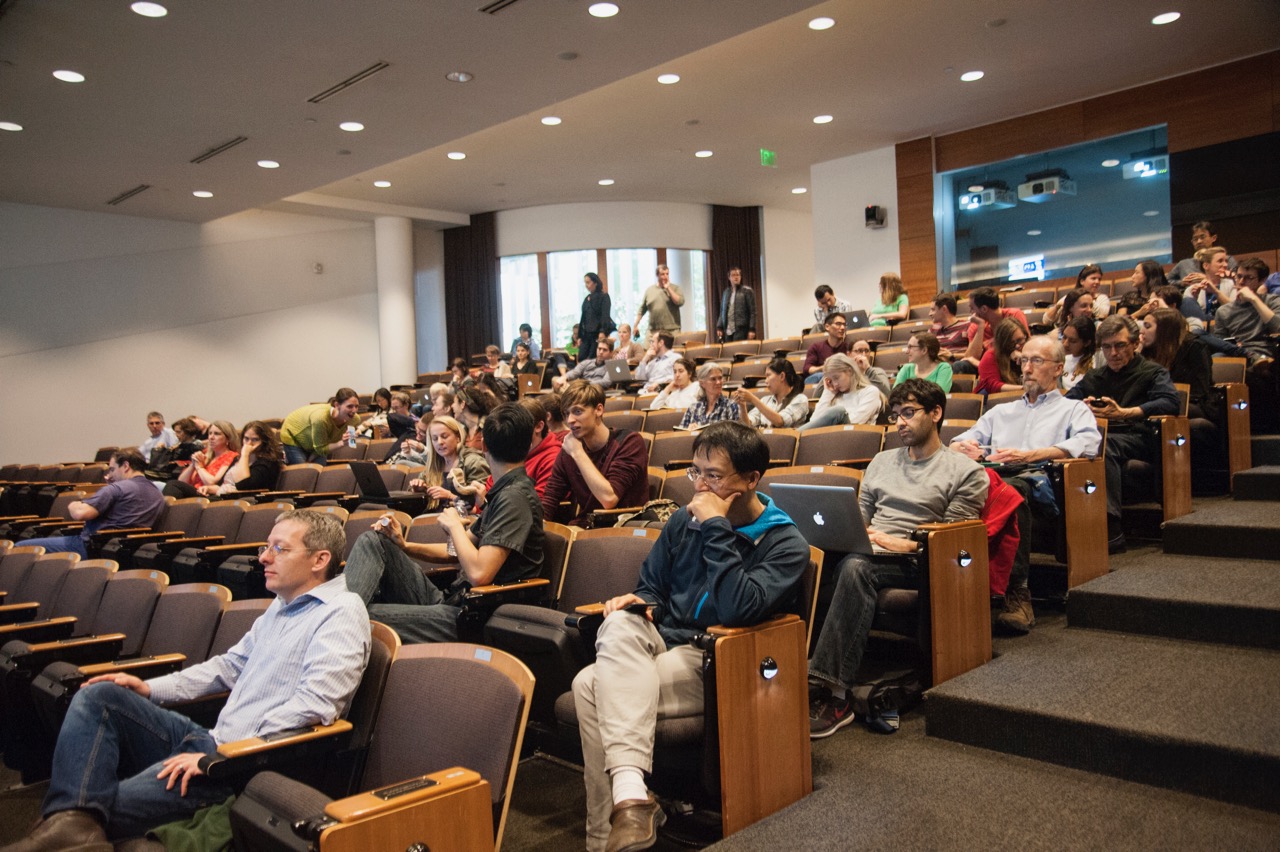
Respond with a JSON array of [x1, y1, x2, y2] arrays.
[[810, 146, 902, 311], [496, 202, 712, 256], [760, 207, 815, 338], [0, 202, 383, 464]]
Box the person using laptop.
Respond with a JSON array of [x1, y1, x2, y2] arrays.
[[572, 421, 809, 852], [808, 379, 987, 738], [812, 284, 854, 332], [552, 337, 616, 390]]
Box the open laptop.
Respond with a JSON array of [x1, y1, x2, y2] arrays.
[[605, 359, 639, 389], [516, 374, 541, 397], [349, 460, 427, 514], [768, 482, 893, 556], [841, 310, 871, 330]]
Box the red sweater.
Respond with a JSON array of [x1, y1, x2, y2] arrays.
[[540, 428, 649, 527]]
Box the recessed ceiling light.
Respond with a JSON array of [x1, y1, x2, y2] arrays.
[[808, 16, 835, 30], [968, 184, 984, 192], [257, 159, 280, 169], [339, 121, 364, 132], [813, 114, 833, 124], [447, 152, 466, 160], [1152, 12, 1180, 25], [1143, 210, 1160, 216], [1101, 159, 1121, 167], [192, 190, 213, 198], [960, 70, 985, 82], [598, 178, 615, 186], [1027, 229, 1042, 236], [588, 3, 619, 17], [541, 116, 562, 126], [657, 73, 680, 85], [445, 71, 473, 83], [53, 70, 85, 83], [0, 121, 23, 132], [130, 2, 167, 17], [695, 150, 713, 158], [792, 187, 808, 194], [373, 180, 392, 188]]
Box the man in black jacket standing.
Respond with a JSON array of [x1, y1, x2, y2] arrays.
[[716, 266, 756, 342]]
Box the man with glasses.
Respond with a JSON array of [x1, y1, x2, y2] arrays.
[[809, 379, 987, 739], [803, 311, 852, 383], [1065, 315, 1179, 551], [572, 421, 809, 852], [951, 336, 1101, 633], [139, 411, 178, 463], [4, 509, 370, 851]]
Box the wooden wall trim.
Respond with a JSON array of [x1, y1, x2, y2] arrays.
[[895, 138, 938, 302]]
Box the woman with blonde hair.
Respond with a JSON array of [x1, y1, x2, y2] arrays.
[[409, 415, 490, 513], [799, 353, 884, 430], [165, 420, 240, 497], [869, 272, 910, 326]]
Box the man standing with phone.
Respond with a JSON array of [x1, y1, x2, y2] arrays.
[[635, 264, 685, 336]]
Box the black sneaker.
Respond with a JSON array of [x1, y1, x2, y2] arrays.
[[809, 693, 855, 739]]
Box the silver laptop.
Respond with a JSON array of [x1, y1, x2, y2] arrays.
[[768, 482, 891, 556], [842, 310, 871, 330], [605, 359, 634, 384]]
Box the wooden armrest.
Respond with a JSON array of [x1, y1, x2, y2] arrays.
[[155, 535, 225, 553], [663, 459, 694, 471], [113, 530, 185, 544], [90, 526, 154, 540], [915, 519, 986, 534], [0, 514, 39, 523], [212, 720, 352, 759], [5, 633, 127, 671], [0, 616, 77, 643], [325, 767, 484, 823], [255, 491, 305, 503], [704, 613, 799, 638], [465, 578, 549, 597], [587, 506, 642, 527], [78, 653, 186, 677], [200, 720, 353, 779], [0, 602, 40, 625], [574, 602, 606, 616], [830, 458, 872, 468], [200, 541, 267, 554]]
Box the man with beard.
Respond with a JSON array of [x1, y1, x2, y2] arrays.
[[807, 379, 987, 738]]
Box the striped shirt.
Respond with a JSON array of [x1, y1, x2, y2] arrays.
[[147, 575, 370, 744]]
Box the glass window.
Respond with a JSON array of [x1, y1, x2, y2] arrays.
[[547, 250, 599, 350], [665, 249, 709, 333], [499, 254, 540, 352], [605, 248, 659, 338]]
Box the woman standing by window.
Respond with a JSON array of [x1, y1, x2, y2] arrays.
[[578, 272, 615, 347]]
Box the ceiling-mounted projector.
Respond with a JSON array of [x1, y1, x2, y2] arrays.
[[958, 181, 1017, 211], [1123, 150, 1169, 180], [1018, 168, 1076, 203]]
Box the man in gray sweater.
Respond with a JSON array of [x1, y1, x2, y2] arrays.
[[809, 379, 987, 738]]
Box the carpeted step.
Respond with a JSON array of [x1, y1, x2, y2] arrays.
[[1252, 435, 1280, 466], [1234, 466, 1280, 501], [925, 628, 1280, 813], [1161, 500, 1280, 560], [1066, 553, 1280, 649]]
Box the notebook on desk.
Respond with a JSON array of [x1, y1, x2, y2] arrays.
[[768, 482, 894, 556]]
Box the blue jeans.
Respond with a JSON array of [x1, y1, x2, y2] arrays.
[[43, 682, 235, 840], [804, 371, 824, 385], [344, 530, 460, 644], [282, 443, 311, 465], [798, 405, 850, 432], [809, 553, 917, 691], [21, 534, 87, 558]]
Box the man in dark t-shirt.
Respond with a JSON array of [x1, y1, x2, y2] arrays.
[[343, 403, 544, 644]]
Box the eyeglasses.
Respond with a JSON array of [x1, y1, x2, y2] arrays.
[[686, 466, 735, 486], [1099, 342, 1133, 353], [852, 347, 872, 355], [889, 407, 922, 422], [1014, 356, 1061, 368], [257, 544, 313, 558], [703, 375, 725, 383], [904, 343, 921, 351]]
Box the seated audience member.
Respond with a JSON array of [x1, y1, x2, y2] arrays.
[[869, 272, 910, 326], [280, 388, 362, 464], [850, 340, 893, 398], [357, 388, 393, 438], [408, 415, 489, 514], [895, 332, 953, 392], [572, 421, 809, 852], [799, 353, 884, 431], [22, 450, 165, 558], [1141, 309, 1218, 422], [960, 287, 1029, 374], [164, 420, 240, 498], [448, 358, 471, 393], [929, 293, 970, 358], [511, 342, 540, 378], [1044, 265, 1110, 324], [736, 357, 810, 428], [554, 338, 616, 390], [649, 356, 699, 410], [139, 411, 178, 462], [1052, 287, 1096, 338], [802, 311, 851, 383], [510, 322, 542, 361], [381, 392, 417, 457], [715, 265, 757, 342], [158, 417, 204, 476], [388, 416, 432, 466], [1116, 260, 1169, 317], [185, 416, 212, 440], [1065, 316, 1180, 550], [1214, 258, 1280, 364], [544, 390, 567, 435], [207, 420, 283, 496], [482, 344, 513, 379], [952, 336, 1102, 633], [344, 404, 544, 645], [976, 319, 1028, 395], [515, 395, 564, 496], [615, 323, 646, 363], [541, 381, 648, 527], [453, 382, 501, 452], [1061, 315, 1099, 393], [678, 363, 740, 429], [809, 380, 987, 737], [812, 284, 854, 332], [1168, 219, 1236, 286], [0, 509, 369, 850], [1182, 246, 1236, 321], [635, 331, 679, 393]]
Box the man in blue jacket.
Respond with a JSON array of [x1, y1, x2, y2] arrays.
[[572, 421, 810, 852]]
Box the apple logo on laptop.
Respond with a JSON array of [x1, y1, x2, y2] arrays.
[[813, 511, 825, 526]]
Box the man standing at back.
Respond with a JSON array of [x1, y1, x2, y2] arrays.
[[635, 265, 685, 336], [716, 266, 757, 342]]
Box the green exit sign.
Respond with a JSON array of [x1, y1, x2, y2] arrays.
[[760, 148, 777, 167]]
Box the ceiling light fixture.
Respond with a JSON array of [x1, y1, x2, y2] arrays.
[[968, 184, 984, 192], [53, 70, 85, 83], [445, 71, 474, 83], [695, 150, 713, 158], [1027, 229, 1042, 236], [130, 2, 168, 17], [792, 187, 807, 194], [808, 17, 835, 30], [813, 114, 833, 124], [657, 73, 680, 85], [1101, 159, 1121, 167], [588, 3, 619, 17], [192, 190, 213, 198], [960, 70, 984, 82], [257, 159, 280, 169], [339, 121, 364, 132], [0, 122, 23, 132], [447, 152, 466, 160], [1143, 210, 1160, 217], [598, 178, 615, 186], [1152, 12, 1180, 25], [541, 116, 562, 126], [373, 180, 391, 188]]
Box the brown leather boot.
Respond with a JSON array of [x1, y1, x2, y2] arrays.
[[0, 810, 112, 852], [605, 795, 666, 852]]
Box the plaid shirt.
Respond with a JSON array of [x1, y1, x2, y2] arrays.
[[679, 394, 740, 429]]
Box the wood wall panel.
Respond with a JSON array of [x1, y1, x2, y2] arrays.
[[935, 104, 1084, 174], [895, 139, 937, 296]]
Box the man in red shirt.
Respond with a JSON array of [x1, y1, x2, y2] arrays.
[[802, 311, 852, 383], [959, 287, 1029, 372]]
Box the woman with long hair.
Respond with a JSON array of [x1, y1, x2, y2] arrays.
[[166, 420, 240, 497], [210, 421, 283, 495], [649, 357, 699, 410], [736, 357, 810, 428], [1055, 287, 1095, 336], [409, 415, 490, 513], [894, 332, 953, 392], [1140, 308, 1218, 421], [280, 387, 361, 464], [799, 353, 885, 430], [977, 318, 1027, 394], [1044, 264, 1110, 324], [869, 272, 910, 326], [678, 363, 740, 429], [1061, 315, 1098, 392], [1116, 260, 1169, 317], [578, 272, 615, 346]]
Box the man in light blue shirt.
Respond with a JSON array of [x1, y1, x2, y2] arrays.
[[635, 331, 680, 393], [7, 510, 370, 850], [139, 411, 178, 463], [951, 335, 1101, 634]]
